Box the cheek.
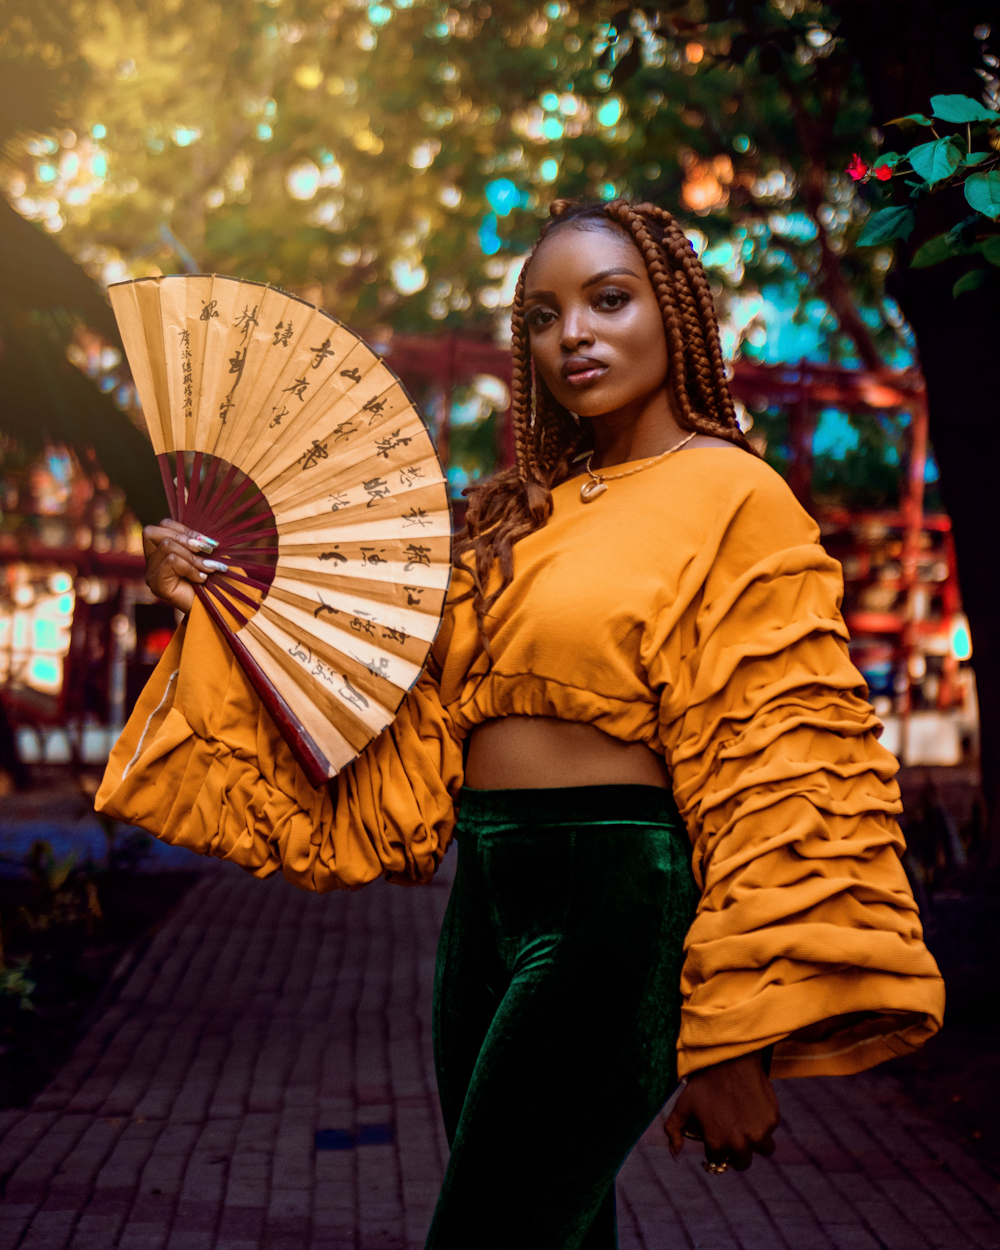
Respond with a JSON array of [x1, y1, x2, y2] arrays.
[[529, 332, 563, 390], [607, 312, 669, 392]]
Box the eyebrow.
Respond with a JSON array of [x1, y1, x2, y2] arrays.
[[525, 266, 643, 301]]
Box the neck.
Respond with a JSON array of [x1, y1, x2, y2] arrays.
[[587, 388, 688, 470]]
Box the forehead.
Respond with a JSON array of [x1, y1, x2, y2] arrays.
[[525, 223, 646, 290]]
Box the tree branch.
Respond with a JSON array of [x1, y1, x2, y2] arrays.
[[777, 64, 886, 372]]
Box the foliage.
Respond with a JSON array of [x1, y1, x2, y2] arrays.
[[0, 0, 920, 366], [848, 91, 1000, 299], [16, 839, 103, 937], [0, 961, 36, 1013]]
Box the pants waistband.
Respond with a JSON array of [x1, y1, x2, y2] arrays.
[[456, 783, 685, 836]]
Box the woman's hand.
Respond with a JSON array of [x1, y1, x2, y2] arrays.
[[143, 519, 228, 615], [664, 1050, 780, 1172]]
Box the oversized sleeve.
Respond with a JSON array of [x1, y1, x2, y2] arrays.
[[652, 474, 945, 1079], [95, 598, 465, 892]]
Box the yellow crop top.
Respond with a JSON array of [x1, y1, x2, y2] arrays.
[[97, 447, 944, 1079]]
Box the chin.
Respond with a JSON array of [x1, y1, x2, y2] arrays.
[[571, 395, 629, 420], [552, 388, 619, 418]]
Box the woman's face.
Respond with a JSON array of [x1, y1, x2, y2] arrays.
[[523, 223, 670, 419]]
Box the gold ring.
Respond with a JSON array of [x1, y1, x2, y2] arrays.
[[702, 1160, 730, 1175]]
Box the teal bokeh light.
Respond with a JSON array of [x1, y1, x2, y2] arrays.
[[484, 178, 521, 217], [478, 213, 502, 255]]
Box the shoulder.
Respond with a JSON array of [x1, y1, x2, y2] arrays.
[[674, 448, 818, 546]]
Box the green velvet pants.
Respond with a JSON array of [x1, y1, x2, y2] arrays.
[[427, 784, 699, 1250]]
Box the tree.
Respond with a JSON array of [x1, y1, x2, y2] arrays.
[[828, 0, 1000, 867], [0, 2, 164, 521], [1, 0, 895, 361]]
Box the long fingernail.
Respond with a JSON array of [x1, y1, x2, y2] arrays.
[[187, 535, 218, 552], [203, 559, 229, 573]]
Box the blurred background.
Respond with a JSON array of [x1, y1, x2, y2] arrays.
[[0, 0, 999, 1152]]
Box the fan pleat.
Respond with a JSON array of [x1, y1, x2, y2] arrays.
[[245, 614, 385, 751], [238, 628, 360, 770]]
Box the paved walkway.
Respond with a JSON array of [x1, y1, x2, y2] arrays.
[[1, 853, 999, 1250]]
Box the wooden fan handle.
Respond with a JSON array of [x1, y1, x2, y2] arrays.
[[195, 586, 332, 790]]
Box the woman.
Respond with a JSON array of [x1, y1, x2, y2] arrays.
[[98, 198, 944, 1249]]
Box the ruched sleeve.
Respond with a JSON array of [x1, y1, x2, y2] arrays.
[[95, 598, 464, 891], [652, 473, 945, 1080]]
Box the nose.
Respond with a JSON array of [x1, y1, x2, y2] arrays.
[[559, 308, 594, 353]]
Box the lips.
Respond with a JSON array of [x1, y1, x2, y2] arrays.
[[561, 356, 608, 385]]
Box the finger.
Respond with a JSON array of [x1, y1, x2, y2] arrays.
[[147, 540, 203, 581], [729, 1146, 754, 1172], [663, 1107, 687, 1158], [143, 524, 180, 554], [155, 552, 208, 588], [147, 551, 221, 600], [153, 539, 228, 579], [149, 519, 220, 553], [754, 1134, 777, 1158], [163, 519, 221, 553]]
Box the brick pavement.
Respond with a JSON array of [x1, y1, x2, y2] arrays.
[[1, 852, 999, 1250]]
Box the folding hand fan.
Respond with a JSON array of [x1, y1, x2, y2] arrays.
[[109, 274, 452, 788]]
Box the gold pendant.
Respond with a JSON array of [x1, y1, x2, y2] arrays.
[[580, 478, 608, 503]]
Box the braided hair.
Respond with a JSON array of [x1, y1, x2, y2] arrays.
[[453, 197, 754, 643]]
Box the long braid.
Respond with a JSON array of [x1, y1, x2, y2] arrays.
[[453, 196, 754, 645], [508, 264, 535, 486]]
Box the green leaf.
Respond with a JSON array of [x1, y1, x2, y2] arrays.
[[931, 94, 999, 123], [873, 152, 902, 169], [965, 171, 1000, 219], [952, 269, 988, 297], [978, 236, 1000, 266], [856, 205, 915, 246], [947, 213, 982, 246], [885, 113, 933, 127], [961, 152, 991, 166], [911, 233, 962, 268], [908, 138, 962, 185]]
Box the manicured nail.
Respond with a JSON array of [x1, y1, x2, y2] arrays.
[[203, 559, 229, 573], [187, 534, 219, 552]]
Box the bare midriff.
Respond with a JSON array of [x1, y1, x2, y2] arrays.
[[464, 715, 671, 790]]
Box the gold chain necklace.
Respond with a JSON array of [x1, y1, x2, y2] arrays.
[[579, 431, 697, 502]]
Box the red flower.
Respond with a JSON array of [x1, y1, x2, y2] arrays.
[[875, 164, 892, 181], [846, 153, 869, 181]]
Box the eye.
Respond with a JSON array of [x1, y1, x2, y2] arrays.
[[525, 305, 557, 328], [594, 287, 631, 311]]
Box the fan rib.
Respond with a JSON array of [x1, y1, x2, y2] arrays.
[[195, 585, 331, 787], [184, 450, 205, 519], [211, 514, 279, 544], [195, 463, 243, 533], [176, 452, 190, 525], [188, 454, 223, 527], [210, 577, 261, 615], [216, 569, 273, 595], [157, 455, 178, 519], [217, 545, 280, 559], [208, 484, 268, 530], [219, 557, 280, 580], [201, 579, 253, 625]]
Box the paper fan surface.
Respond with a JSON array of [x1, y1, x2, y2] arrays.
[[110, 274, 452, 787]]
